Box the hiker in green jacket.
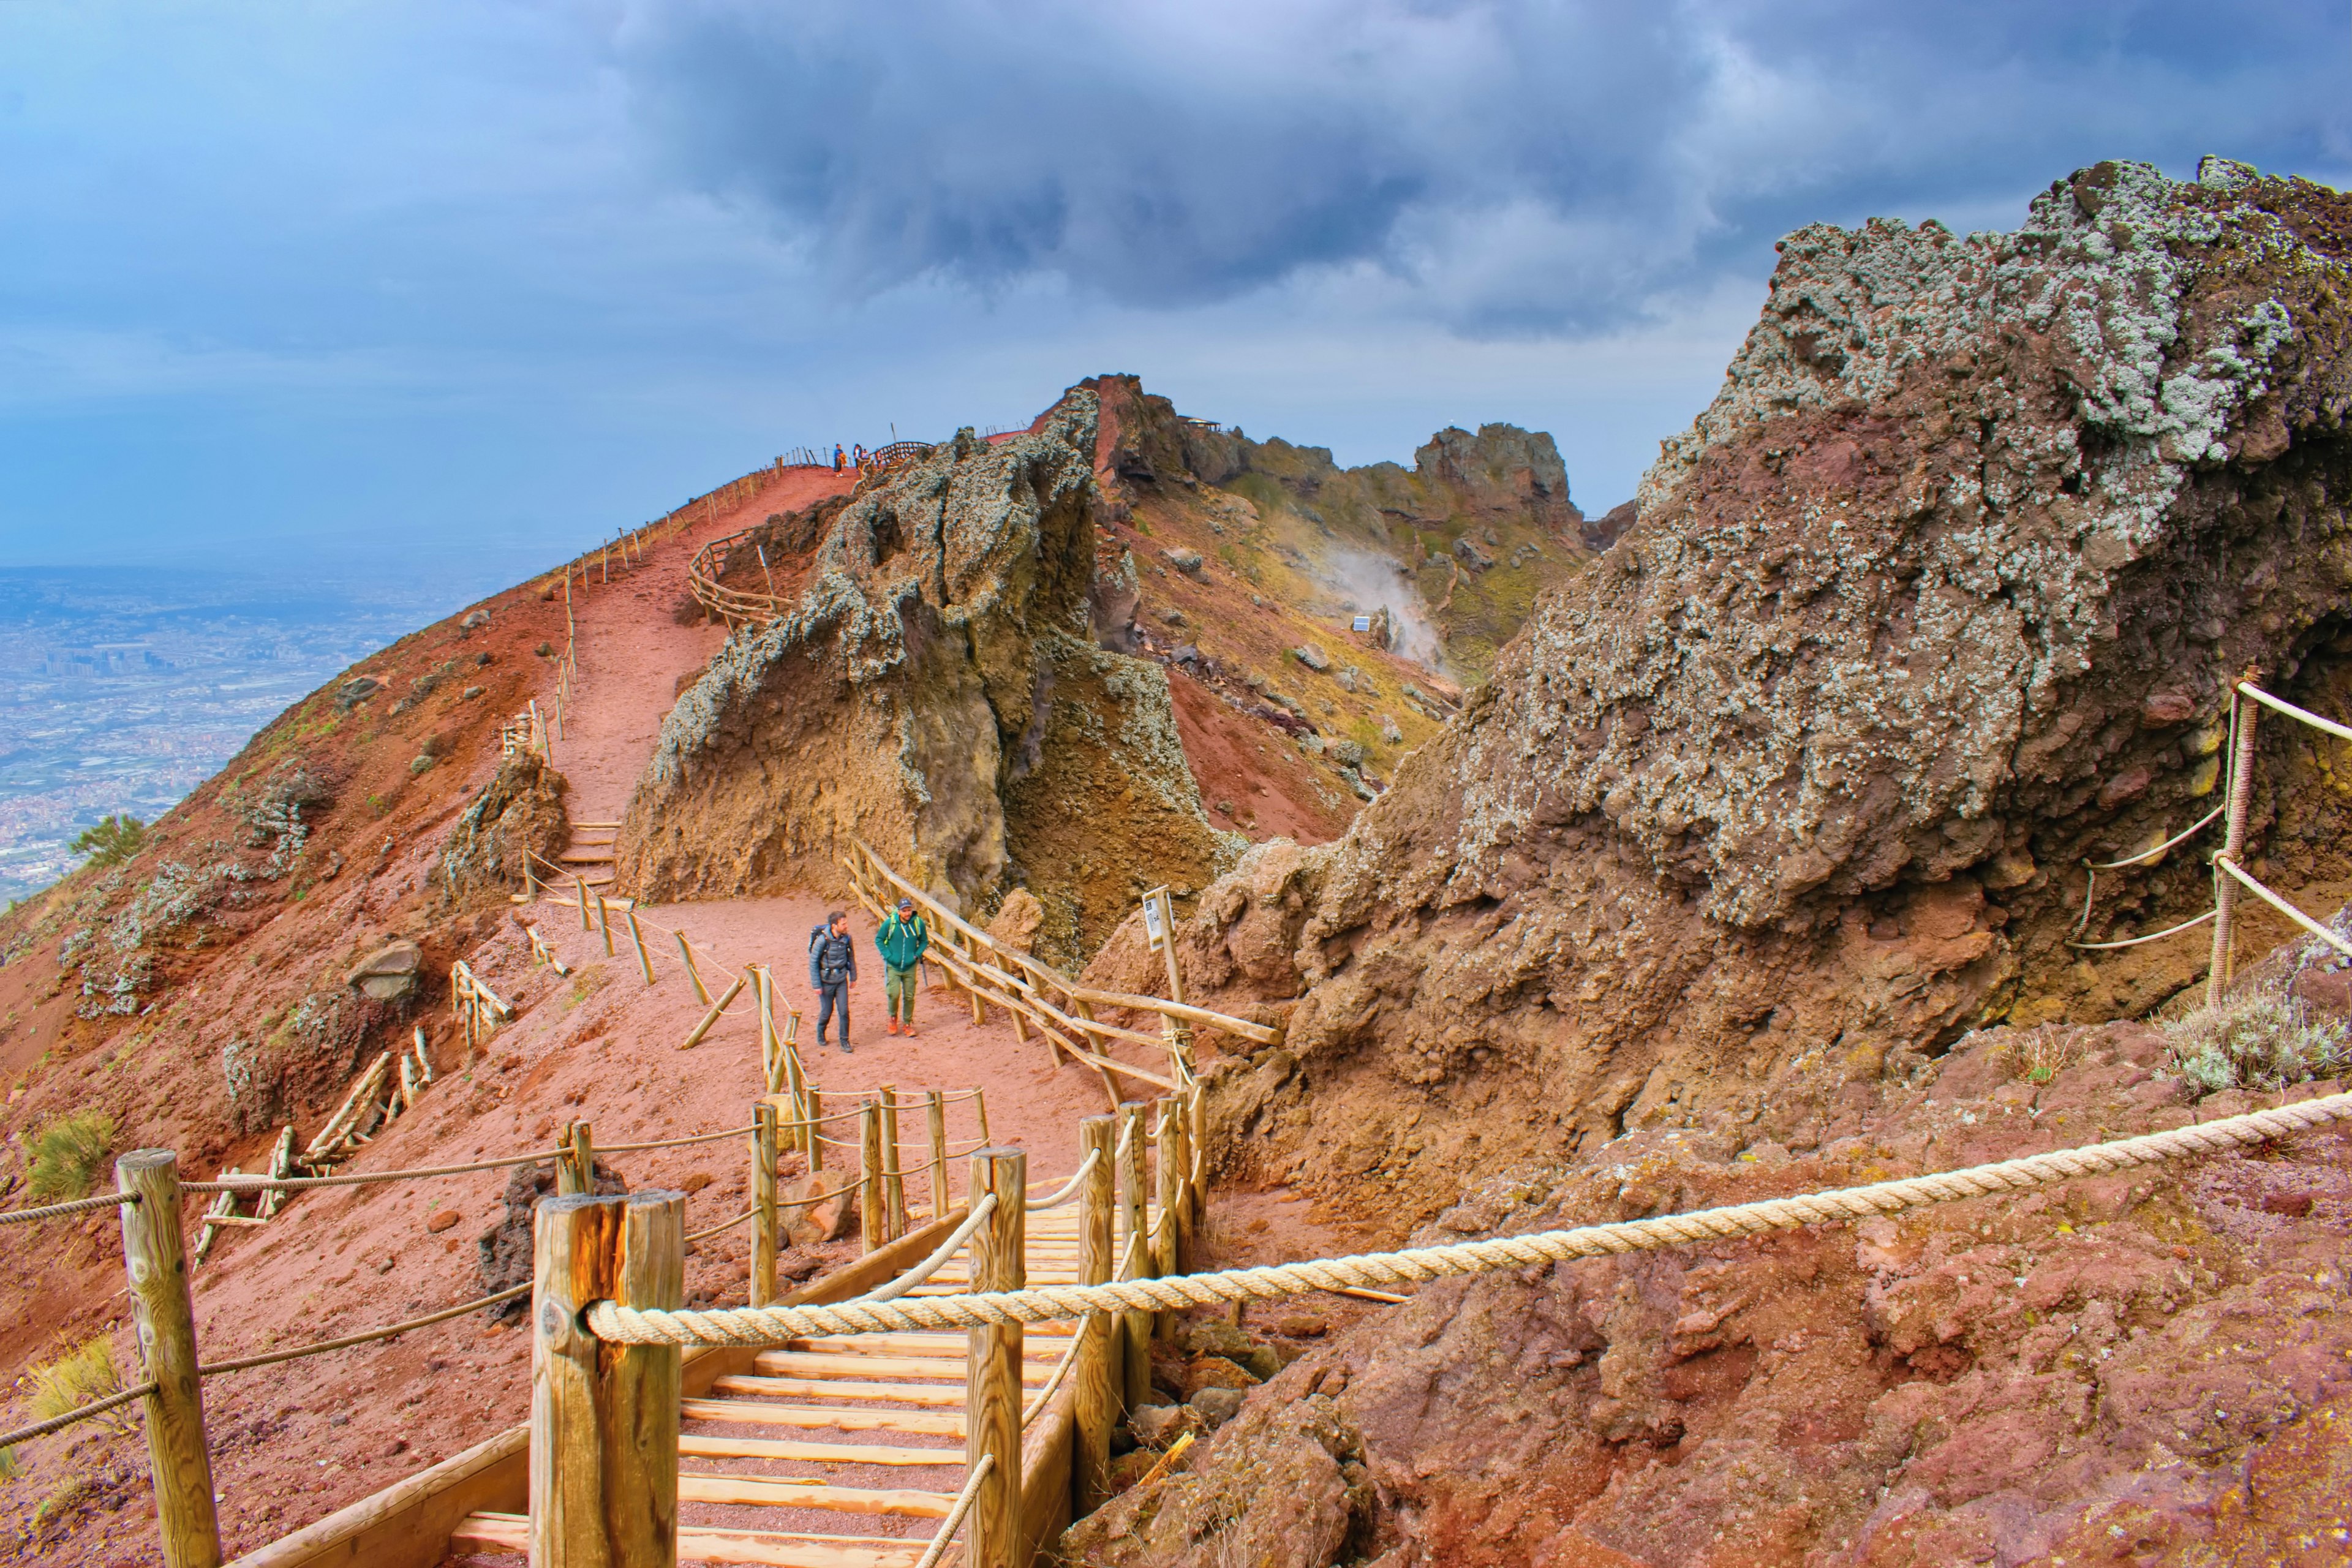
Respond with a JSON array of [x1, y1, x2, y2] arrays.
[[875, 897, 931, 1038]]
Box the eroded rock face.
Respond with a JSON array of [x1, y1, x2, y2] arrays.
[[435, 750, 568, 907], [1088, 159, 2352, 1205], [616, 391, 1233, 962]]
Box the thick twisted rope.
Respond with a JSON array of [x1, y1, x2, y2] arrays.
[[587, 1090, 2352, 1345], [1025, 1151, 1099, 1212], [0, 1381, 156, 1449], [854, 1197, 990, 1304], [0, 1191, 136, 1224]]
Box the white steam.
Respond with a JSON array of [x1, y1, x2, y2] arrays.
[[1311, 543, 1446, 671]]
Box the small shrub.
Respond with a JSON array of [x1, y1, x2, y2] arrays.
[[2165, 990, 2351, 1094], [0, 1444, 19, 1481], [28, 1336, 130, 1434], [69, 815, 146, 869], [27, 1109, 115, 1201]]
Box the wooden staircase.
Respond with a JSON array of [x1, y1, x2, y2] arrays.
[[557, 820, 620, 892], [450, 1199, 1109, 1566]]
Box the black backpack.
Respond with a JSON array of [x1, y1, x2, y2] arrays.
[[810, 923, 851, 984]]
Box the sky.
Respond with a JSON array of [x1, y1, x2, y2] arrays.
[[1, 1, 2347, 598]]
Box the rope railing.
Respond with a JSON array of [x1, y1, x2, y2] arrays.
[[585, 1089, 2352, 1346], [600, 1124, 758, 1155], [196, 1284, 532, 1378], [911, 1450, 993, 1568], [1025, 1150, 1099, 1212], [186, 1148, 564, 1193], [0, 1381, 156, 1451], [2217, 855, 2352, 962], [0, 1190, 138, 1224], [685, 1208, 758, 1245], [850, 1196, 992, 1305], [1021, 1332, 1081, 1428]]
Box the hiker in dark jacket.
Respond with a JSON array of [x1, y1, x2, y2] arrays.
[[875, 897, 930, 1037], [809, 911, 858, 1052]]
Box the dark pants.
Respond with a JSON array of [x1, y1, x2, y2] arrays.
[[816, 979, 850, 1045]]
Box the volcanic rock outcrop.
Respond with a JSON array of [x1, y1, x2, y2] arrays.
[[614, 390, 1237, 964], [1080, 373, 1594, 678], [1093, 157, 2352, 1198], [1069, 155, 2352, 1568]]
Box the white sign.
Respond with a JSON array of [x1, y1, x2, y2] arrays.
[[1352, 615, 1372, 633], [1141, 889, 1167, 951]]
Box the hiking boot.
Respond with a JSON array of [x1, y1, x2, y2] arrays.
[[901, 1025, 918, 1038], [886, 1020, 900, 1036], [839, 1040, 854, 1054]]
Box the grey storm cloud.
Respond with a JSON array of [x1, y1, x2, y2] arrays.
[[616, 1, 2350, 333]]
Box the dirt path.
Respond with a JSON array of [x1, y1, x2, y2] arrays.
[[551, 466, 854, 821]]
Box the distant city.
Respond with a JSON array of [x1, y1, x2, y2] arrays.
[[0, 568, 463, 906]]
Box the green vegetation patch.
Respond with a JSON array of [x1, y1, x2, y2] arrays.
[[27, 1109, 116, 1202]]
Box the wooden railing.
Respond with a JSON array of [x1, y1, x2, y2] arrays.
[[842, 838, 1280, 1111]]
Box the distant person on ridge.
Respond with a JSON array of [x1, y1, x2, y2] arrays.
[[875, 897, 930, 1038], [808, 910, 858, 1052], [832, 443, 845, 473]]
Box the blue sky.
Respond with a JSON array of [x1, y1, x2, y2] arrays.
[[1, 1, 2346, 595]]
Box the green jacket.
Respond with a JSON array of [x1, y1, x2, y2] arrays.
[[875, 912, 930, 971]]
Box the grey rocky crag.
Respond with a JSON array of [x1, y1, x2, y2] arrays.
[[1087, 157, 2352, 1197], [1065, 156, 2352, 1568], [614, 390, 1235, 963]]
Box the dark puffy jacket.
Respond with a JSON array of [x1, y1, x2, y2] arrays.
[[809, 927, 858, 987]]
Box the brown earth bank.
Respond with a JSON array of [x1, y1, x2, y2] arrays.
[[1058, 1023, 2352, 1568], [1065, 157, 2352, 1564]]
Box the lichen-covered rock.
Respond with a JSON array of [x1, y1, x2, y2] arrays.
[[435, 750, 568, 907], [1087, 158, 2352, 1206], [615, 390, 1233, 962]]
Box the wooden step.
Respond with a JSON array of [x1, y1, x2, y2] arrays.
[[782, 1333, 1072, 1360], [680, 1399, 963, 1436], [559, 848, 616, 863], [748, 1351, 1055, 1384], [453, 1512, 925, 1567], [680, 1475, 955, 1517], [709, 1377, 964, 1408], [680, 1433, 962, 1468]]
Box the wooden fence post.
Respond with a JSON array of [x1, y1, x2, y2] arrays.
[[626, 908, 657, 987], [680, 975, 746, 1051], [784, 1030, 810, 1155], [1115, 1101, 1152, 1412], [925, 1090, 949, 1220], [966, 1147, 1027, 1568], [752, 1101, 779, 1307], [595, 894, 616, 957], [576, 875, 591, 932], [559, 1121, 595, 1196], [879, 1085, 907, 1241], [117, 1151, 222, 1568], [974, 1089, 991, 1146], [755, 967, 780, 1093], [530, 1189, 685, 1568], [1161, 1097, 1193, 1278], [1152, 1096, 1183, 1339], [1074, 1115, 1117, 1517], [858, 1101, 887, 1253], [2208, 682, 2261, 1008], [806, 1088, 824, 1175], [675, 931, 710, 1007]]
